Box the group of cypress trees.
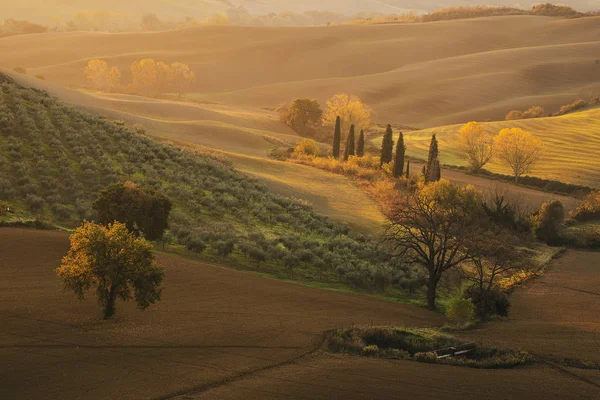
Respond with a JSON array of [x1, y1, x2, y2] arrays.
[[331, 117, 440, 183], [380, 124, 409, 179], [333, 116, 365, 160]]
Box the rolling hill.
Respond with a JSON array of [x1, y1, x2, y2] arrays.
[[383, 106, 600, 188], [2, 16, 600, 128]]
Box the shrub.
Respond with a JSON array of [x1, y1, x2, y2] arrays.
[[505, 106, 544, 121], [530, 3, 580, 17], [505, 110, 522, 121], [214, 239, 235, 258], [445, 297, 475, 326], [465, 287, 510, 318], [35, 74, 45, 80], [534, 200, 565, 245], [570, 191, 600, 222], [13, 67, 26, 74], [362, 345, 380, 356], [293, 138, 320, 157], [553, 99, 587, 116], [0, 201, 9, 216], [186, 235, 207, 253]]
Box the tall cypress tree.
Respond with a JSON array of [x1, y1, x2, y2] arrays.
[[424, 134, 439, 182], [380, 124, 394, 167], [333, 116, 341, 158], [392, 132, 405, 178], [356, 129, 365, 157], [405, 159, 410, 179], [343, 124, 355, 161]]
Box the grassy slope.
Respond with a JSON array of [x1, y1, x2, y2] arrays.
[[375, 107, 600, 188], [6, 72, 386, 234], [2, 16, 600, 127]]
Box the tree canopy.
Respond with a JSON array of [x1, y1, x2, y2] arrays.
[[457, 122, 493, 173], [93, 181, 172, 241], [281, 98, 323, 136], [56, 221, 164, 319], [494, 128, 543, 182], [322, 94, 372, 135]]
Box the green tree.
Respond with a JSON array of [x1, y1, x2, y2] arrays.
[[333, 116, 341, 158], [282, 99, 323, 136], [343, 124, 355, 161], [424, 134, 440, 183], [535, 200, 565, 245], [93, 182, 172, 241], [356, 129, 365, 157], [380, 124, 394, 167], [384, 180, 486, 310], [56, 221, 164, 319], [392, 132, 406, 178]]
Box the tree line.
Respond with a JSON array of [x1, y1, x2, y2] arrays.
[[85, 59, 196, 97]]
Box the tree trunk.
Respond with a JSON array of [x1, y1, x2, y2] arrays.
[[103, 287, 117, 319], [426, 275, 438, 311]]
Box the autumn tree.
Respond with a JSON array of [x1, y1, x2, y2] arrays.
[[332, 116, 341, 158], [493, 128, 543, 182], [343, 124, 355, 161], [356, 129, 365, 157], [424, 134, 440, 183], [171, 62, 196, 98], [56, 221, 164, 319], [322, 94, 372, 135], [156, 61, 174, 93], [282, 99, 323, 136], [392, 131, 405, 177], [380, 124, 394, 167], [384, 180, 487, 310], [457, 122, 493, 173], [93, 181, 172, 241], [131, 58, 158, 94]]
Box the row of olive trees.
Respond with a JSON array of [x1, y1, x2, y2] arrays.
[[85, 59, 196, 97], [457, 122, 543, 182]]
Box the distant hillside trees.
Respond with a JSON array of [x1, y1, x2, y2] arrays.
[[84, 58, 195, 97], [56, 221, 164, 319], [0, 19, 48, 38], [505, 106, 545, 121], [392, 132, 405, 178], [85, 60, 122, 92], [281, 99, 323, 136], [493, 128, 543, 182], [457, 122, 494, 173], [424, 134, 441, 183], [93, 181, 172, 241], [356, 129, 365, 157], [322, 94, 373, 136], [380, 124, 394, 167]]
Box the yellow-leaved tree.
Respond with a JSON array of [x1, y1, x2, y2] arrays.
[[56, 221, 164, 319], [493, 128, 543, 182], [84, 59, 121, 92], [171, 62, 196, 98], [156, 61, 174, 93], [131, 58, 158, 94], [457, 121, 494, 173], [322, 94, 372, 135]]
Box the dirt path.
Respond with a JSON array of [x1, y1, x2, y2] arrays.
[[0, 228, 440, 400]]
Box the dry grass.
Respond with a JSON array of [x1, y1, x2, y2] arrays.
[[377, 107, 600, 188]]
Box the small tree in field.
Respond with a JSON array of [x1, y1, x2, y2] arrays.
[[392, 132, 405, 178], [494, 128, 543, 182], [56, 221, 164, 319], [282, 99, 323, 136], [322, 94, 372, 136], [457, 122, 493, 173], [384, 180, 486, 310], [380, 124, 394, 167], [356, 129, 365, 157]]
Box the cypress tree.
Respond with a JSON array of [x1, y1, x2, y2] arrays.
[[424, 134, 439, 182], [333, 116, 341, 158], [392, 131, 405, 178], [343, 124, 355, 161], [405, 159, 410, 179], [380, 124, 394, 167], [356, 129, 365, 157], [429, 158, 441, 182]]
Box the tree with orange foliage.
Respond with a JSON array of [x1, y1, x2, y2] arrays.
[[85, 59, 121, 92], [171, 62, 196, 98], [493, 128, 543, 182], [156, 61, 174, 93], [56, 221, 164, 319]]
